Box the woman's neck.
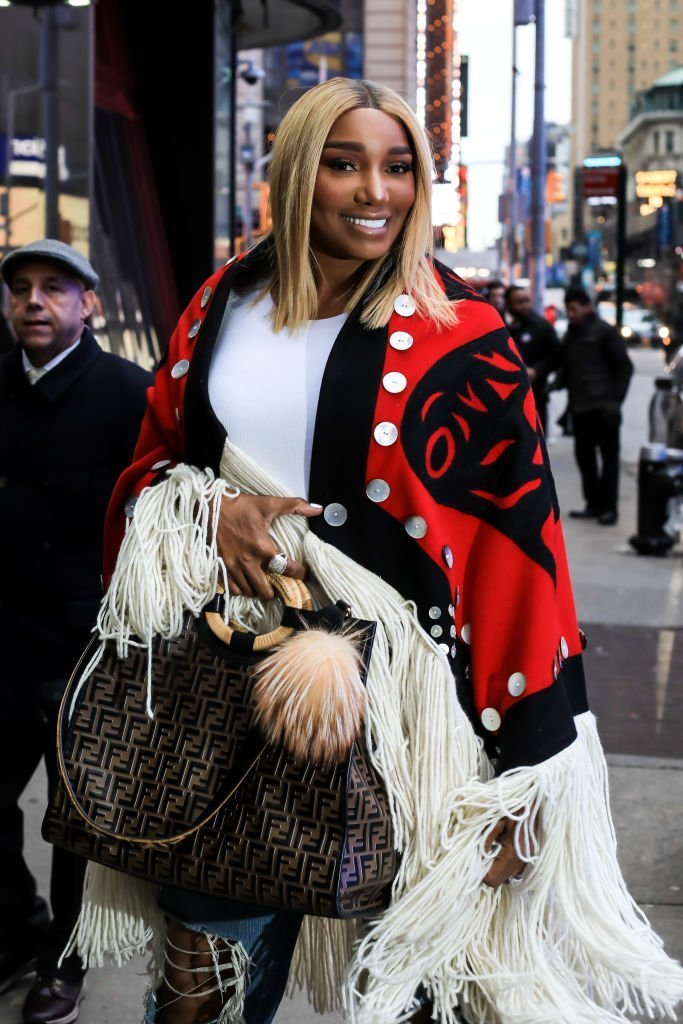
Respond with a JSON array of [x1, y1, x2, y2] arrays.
[[313, 251, 365, 319]]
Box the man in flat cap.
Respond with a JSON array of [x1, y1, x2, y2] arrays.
[[0, 240, 152, 1023]]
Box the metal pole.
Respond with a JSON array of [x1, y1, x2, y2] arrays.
[[40, 8, 60, 239], [508, 18, 518, 282], [243, 121, 253, 248], [530, 0, 546, 313], [227, 8, 237, 258], [616, 162, 626, 330]]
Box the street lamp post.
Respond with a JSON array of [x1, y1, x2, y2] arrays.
[[40, 6, 60, 239], [530, 0, 546, 314]]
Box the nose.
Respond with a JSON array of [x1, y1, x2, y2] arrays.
[[26, 287, 45, 308], [354, 167, 389, 206]]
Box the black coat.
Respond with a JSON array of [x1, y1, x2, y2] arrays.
[[560, 313, 633, 415], [0, 327, 151, 696], [508, 310, 560, 405]]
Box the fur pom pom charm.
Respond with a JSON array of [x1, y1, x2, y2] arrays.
[[251, 629, 367, 766]]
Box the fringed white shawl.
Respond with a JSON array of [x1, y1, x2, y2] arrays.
[[67, 442, 683, 1024]]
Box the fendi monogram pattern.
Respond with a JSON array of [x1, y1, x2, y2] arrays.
[[44, 614, 397, 918]]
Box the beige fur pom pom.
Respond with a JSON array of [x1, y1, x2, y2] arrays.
[[250, 629, 366, 766]]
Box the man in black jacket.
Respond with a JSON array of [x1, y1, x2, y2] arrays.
[[0, 240, 151, 1023], [505, 285, 560, 434], [561, 286, 634, 525]]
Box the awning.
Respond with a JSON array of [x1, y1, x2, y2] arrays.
[[237, 0, 342, 49]]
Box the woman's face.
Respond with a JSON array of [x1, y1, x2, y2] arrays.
[[309, 107, 417, 269]]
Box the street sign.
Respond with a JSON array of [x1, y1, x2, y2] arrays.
[[583, 166, 619, 198], [635, 169, 677, 199]]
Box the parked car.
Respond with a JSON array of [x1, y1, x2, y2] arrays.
[[597, 301, 670, 346]]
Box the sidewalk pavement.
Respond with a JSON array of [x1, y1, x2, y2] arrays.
[[0, 348, 680, 1024]]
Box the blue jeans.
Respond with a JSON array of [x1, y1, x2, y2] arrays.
[[145, 887, 303, 1024]]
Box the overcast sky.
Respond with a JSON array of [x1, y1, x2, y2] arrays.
[[458, 0, 572, 251]]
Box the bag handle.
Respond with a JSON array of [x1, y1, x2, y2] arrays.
[[204, 573, 313, 651]]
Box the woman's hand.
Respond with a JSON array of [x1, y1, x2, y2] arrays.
[[482, 816, 527, 888], [215, 493, 322, 600]]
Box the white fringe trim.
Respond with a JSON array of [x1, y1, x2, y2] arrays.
[[63, 862, 163, 968], [69, 465, 235, 720], [67, 442, 683, 1024]]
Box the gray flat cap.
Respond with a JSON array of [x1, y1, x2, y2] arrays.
[[0, 239, 99, 290]]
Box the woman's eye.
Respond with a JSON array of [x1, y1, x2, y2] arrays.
[[327, 158, 357, 171], [388, 162, 413, 174]]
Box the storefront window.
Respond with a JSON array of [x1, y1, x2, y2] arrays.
[[0, 5, 92, 263]]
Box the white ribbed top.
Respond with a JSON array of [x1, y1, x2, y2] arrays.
[[208, 290, 347, 497]]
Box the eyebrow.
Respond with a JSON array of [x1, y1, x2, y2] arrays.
[[12, 275, 64, 287], [322, 140, 413, 155]]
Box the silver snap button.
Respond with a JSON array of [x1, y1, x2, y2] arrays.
[[394, 293, 416, 317], [374, 421, 399, 447], [428, 606, 441, 620], [442, 545, 453, 569], [481, 707, 501, 732], [438, 643, 450, 656], [383, 371, 407, 394], [448, 603, 455, 617], [124, 496, 138, 519], [431, 624, 443, 638], [171, 359, 190, 379], [389, 330, 414, 351], [324, 502, 347, 527], [188, 319, 202, 339], [461, 622, 471, 645], [450, 624, 457, 639], [507, 672, 527, 697], [366, 479, 390, 503], [560, 636, 569, 659], [151, 459, 171, 471], [405, 515, 427, 539], [451, 644, 457, 658], [200, 285, 212, 308]]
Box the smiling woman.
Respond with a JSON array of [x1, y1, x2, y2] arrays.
[[65, 77, 683, 1024], [309, 108, 417, 298]]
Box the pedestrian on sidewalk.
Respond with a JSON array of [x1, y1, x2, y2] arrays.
[[505, 283, 561, 434], [561, 285, 634, 525], [0, 240, 151, 1024], [66, 80, 682, 1024], [482, 278, 505, 315]]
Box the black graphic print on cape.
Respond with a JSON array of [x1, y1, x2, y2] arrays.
[[402, 327, 560, 582]]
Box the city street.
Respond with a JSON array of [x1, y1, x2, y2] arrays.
[[0, 347, 680, 1024]]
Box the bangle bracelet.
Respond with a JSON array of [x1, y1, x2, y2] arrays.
[[222, 485, 241, 500]]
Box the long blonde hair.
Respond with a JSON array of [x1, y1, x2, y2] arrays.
[[265, 78, 457, 332]]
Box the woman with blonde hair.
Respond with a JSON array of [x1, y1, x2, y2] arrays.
[[68, 77, 682, 1024]]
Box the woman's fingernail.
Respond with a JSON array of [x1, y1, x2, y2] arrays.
[[309, 502, 323, 509]]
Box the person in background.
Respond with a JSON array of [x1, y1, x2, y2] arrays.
[[505, 284, 561, 434], [0, 239, 152, 1024], [483, 278, 505, 315], [561, 285, 633, 526]]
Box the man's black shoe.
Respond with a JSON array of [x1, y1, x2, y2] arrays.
[[598, 510, 618, 526], [0, 945, 37, 995], [569, 507, 599, 519], [22, 976, 86, 1024]]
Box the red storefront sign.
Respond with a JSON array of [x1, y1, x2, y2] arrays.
[[582, 167, 620, 198]]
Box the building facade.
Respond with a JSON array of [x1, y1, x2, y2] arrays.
[[618, 69, 683, 322], [571, 0, 683, 167]]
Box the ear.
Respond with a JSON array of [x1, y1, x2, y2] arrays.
[[81, 289, 97, 320]]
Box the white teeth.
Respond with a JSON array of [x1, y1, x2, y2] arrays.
[[342, 216, 387, 228]]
